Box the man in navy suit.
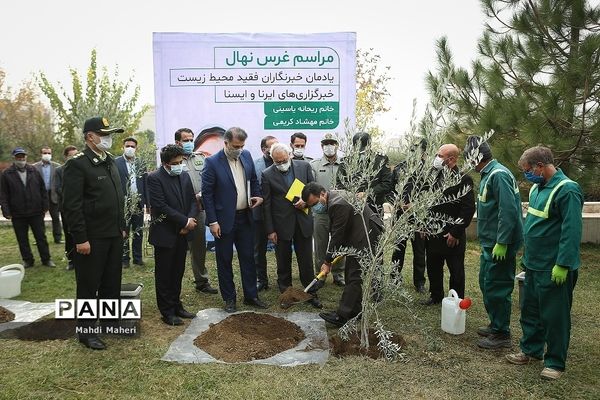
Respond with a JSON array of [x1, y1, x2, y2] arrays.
[[115, 137, 147, 268], [147, 144, 198, 326], [202, 127, 268, 312], [261, 142, 321, 308]]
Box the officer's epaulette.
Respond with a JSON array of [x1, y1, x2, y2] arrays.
[[72, 152, 83, 159]]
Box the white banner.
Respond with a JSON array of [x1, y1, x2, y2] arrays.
[[153, 32, 356, 158]]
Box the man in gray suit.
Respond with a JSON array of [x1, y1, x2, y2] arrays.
[[34, 146, 63, 243], [261, 143, 320, 308], [302, 182, 384, 327]]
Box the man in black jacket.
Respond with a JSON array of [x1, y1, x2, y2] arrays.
[[54, 145, 79, 270], [148, 144, 199, 326], [422, 144, 476, 305], [62, 117, 126, 350], [0, 147, 54, 268]]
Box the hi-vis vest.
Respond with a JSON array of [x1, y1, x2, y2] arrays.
[[527, 179, 574, 219], [478, 168, 519, 203]]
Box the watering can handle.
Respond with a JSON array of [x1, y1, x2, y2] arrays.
[[448, 289, 460, 307], [0, 264, 25, 275]]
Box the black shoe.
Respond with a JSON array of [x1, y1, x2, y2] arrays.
[[224, 300, 237, 313], [420, 297, 441, 306], [78, 335, 106, 350], [23, 261, 34, 268], [133, 260, 145, 266], [333, 276, 345, 286], [196, 284, 218, 295], [161, 315, 184, 326], [477, 333, 512, 349], [243, 297, 268, 309], [256, 281, 269, 291], [176, 308, 196, 319], [319, 311, 347, 327], [66, 262, 74, 271], [477, 325, 493, 337], [42, 260, 56, 268], [308, 296, 323, 309], [415, 285, 427, 294]]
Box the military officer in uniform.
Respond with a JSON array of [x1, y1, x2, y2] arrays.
[[506, 146, 583, 380], [62, 116, 126, 350], [174, 128, 218, 295]]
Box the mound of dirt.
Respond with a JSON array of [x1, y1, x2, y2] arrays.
[[0, 318, 76, 341], [279, 287, 313, 308], [0, 306, 15, 323], [329, 329, 406, 359], [194, 312, 306, 362]]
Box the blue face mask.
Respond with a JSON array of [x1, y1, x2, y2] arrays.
[[168, 164, 183, 176], [524, 170, 544, 184], [312, 201, 327, 214], [182, 142, 194, 154]]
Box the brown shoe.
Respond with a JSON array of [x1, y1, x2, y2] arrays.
[[540, 367, 563, 380], [506, 352, 541, 365]]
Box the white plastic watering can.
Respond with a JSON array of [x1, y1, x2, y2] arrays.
[[0, 264, 25, 299]]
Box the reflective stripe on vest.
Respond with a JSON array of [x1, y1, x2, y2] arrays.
[[478, 168, 518, 203], [527, 179, 574, 219]]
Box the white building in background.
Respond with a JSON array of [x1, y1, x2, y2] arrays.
[[138, 106, 156, 133]]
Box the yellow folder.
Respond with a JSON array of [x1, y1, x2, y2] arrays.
[[285, 178, 309, 214]]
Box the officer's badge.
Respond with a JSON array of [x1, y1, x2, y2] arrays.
[[102, 118, 109, 127]]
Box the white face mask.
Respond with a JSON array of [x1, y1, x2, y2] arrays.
[[41, 154, 52, 162], [95, 134, 113, 152], [124, 147, 136, 158], [323, 145, 336, 157], [15, 160, 27, 169], [433, 156, 445, 170], [276, 160, 291, 172], [225, 145, 242, 159], [293, 148, 305, 158]]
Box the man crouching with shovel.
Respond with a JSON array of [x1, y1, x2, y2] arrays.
[[301, 182, 384, 327]]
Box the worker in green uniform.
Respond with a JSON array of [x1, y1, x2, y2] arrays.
[[464, 136, 523, 349], [506, 146, 583, 380], [63, 116, 126, 350]]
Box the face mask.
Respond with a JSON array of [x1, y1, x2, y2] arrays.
[[276, 161, 291, 172], [124, 147, 136, 158], [15, 160, 27, 169], [524, 170, 544, 184], [95, 135, 113, 152], [182, 142, 194, 154], [41, 154, 52, 162], [168, 164, 183, 176], [312, 200, 327, 213], [225, 146, 242, 159], [433, 156, 445, 170], [323, 145, 336, 157], [293, 148, 305, 158]]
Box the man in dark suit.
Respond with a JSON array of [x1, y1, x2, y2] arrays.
[[1, 147, 54, 268], [62, 116, 126, 350], [148, 144, 199, 326], [302, 182, 384, 327], [422, 143, 476, 305], [115, 137, 147, 268], [202, 127, 267, 312], [34, 146, 63, 244], [261, 143, 321, 308], [54, 145, 79, 270]]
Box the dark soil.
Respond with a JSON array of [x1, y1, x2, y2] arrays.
[[329, 329, 406, 359], [0, 318, 76, 341], [194, 312, 306, 362], [279, 287, 313, 308], [0, 306, 15, 323]]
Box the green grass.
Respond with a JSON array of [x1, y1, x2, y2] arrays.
[[1, 225, 599, 399]]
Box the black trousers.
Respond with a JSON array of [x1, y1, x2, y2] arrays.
[[426, 251, 465, 302], [12, 215, 50, 264], [123, 209, 144, 263], [274, 223, 313, 293], [48, 195, 62, 242], [154, 235, 188, 317], [253, 218, 269, 284], [60, 211, 75, 262], [74, 236, 123, 330], [391, 234, 426, 288]]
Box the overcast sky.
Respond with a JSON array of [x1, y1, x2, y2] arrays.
[[1, 0, 484, 136]]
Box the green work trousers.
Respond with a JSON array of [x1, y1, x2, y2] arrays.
[[479, 246, 516, 335]]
